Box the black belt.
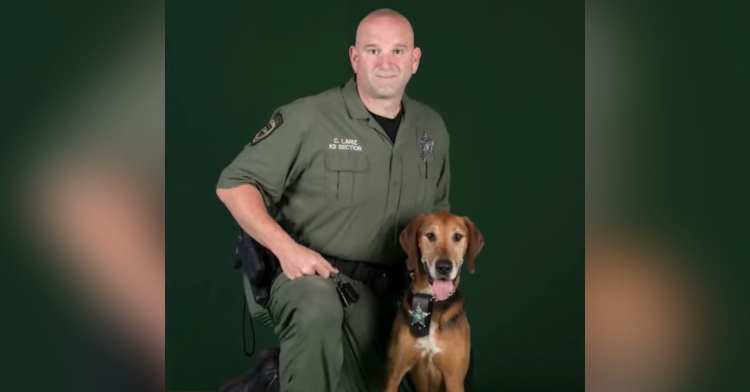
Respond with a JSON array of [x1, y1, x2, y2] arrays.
[[267, 254, 408, 298], [326, 256, 381, 283], [309, 256, 409, 297]]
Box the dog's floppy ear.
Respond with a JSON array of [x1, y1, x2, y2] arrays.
[[399, 214, 425, 270], [462, 216, 484, 273]]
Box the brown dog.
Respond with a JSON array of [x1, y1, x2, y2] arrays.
[[383, 209, 484, 392]]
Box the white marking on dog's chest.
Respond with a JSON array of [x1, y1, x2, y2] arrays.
[[414, 324, 442, 359]]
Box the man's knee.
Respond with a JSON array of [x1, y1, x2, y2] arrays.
[[270, 275, 344, 334], [292, 297, 343, 333]]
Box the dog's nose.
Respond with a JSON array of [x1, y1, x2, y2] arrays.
[[435, 259, 453, 275]]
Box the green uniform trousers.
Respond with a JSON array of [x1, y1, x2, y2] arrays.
[[244, 271, 404, 392]]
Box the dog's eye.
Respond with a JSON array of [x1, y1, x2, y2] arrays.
[[453, 233, 464, 242], [425, 232, 436, 241]]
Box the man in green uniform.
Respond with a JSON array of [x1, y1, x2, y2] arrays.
[[216, 8, 451, 392]]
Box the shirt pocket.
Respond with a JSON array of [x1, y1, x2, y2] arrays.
[[416, 159, 442, 210], [324, 152, 370, 207]]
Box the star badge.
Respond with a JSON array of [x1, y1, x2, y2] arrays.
[[408, 303, 431, 327], [419, 131, 435, 161]]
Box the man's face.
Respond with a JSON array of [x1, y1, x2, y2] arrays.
[[349, 16, 421, 99]]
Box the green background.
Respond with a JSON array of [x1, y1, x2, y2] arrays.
[[167, 1, 583, 391]]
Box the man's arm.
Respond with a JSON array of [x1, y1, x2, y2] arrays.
[[433, 124, 451, 212], [216, 104, 304, 252], [216, 184, 296, 256], [216, 102, 337, 278]]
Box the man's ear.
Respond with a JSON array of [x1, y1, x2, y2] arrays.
[[399, 215, 425, 270], [412, 46, 422, 74], [348, 46, 358, 72], [462, 216, 484, 273]]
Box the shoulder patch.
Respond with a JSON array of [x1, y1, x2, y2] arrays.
[[251, 111, 284, 145]]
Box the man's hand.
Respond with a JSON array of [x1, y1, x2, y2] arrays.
[[215, 185, 339, 280], [275, 243, 339, 279]]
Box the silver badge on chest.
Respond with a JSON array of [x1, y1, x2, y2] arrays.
[[419, 131, 435, 162]]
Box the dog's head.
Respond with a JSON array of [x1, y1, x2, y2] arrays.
[[399, 210, 484, 300]]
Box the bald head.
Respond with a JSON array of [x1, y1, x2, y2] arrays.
[[355, 9, 414, 48], [349, 8, 421, 104]]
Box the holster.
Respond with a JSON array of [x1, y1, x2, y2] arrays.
[[229, 220, 298, 307]]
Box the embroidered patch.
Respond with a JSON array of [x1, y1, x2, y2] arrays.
[[251, 111, 284, 145]]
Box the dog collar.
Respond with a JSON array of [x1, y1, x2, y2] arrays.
[[408, 293, 434, 337]]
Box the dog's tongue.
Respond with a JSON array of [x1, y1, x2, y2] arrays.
[[432, 280, 454, 300]]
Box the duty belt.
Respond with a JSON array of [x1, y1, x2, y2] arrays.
[[323, 256, 408, 298], [265, 253, 408, 298]]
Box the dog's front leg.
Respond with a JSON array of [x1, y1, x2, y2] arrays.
[[442, 372, 466, 392], [382, 343, 414, 392], [438, 352, 469, 392]]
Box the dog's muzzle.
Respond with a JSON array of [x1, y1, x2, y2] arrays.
[[422, 257, 458, 301], [435, 259, 453, 279]]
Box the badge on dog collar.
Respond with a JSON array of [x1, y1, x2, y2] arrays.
[[409, 303, 430, 327]]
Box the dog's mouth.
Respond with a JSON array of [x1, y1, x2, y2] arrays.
[[427, 276, 457, 301]]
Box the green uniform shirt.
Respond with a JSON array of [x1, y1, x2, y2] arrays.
[[217, 78, 451, 265]]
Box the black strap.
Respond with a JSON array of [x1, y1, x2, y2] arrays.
[[242, 296, 256, 358], [327, 257, 376, 283], [327, 258, 407, 297]]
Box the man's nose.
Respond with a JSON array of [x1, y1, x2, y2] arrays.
[[435, 259, 453, 275], [376, 53, 396, 67]]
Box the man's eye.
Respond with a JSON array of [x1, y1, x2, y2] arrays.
[[394, 49, 404, 55], [367, 49, 378, 54]]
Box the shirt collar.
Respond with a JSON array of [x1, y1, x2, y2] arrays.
[[341, 77, 410, 120]]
